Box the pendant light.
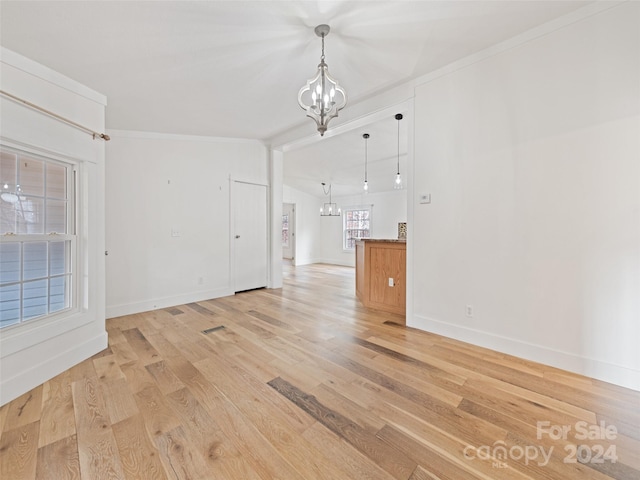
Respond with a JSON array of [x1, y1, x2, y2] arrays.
[[362, 133, 370, 192], [320, 183, 341, 216], [394, 113, 404, 190], [298, 25, 347, 136]]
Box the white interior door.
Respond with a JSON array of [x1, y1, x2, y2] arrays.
[[234, 181, 268, 292], [282, 203, 295, 260]]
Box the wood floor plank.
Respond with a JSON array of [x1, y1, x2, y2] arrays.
[[38, 371, 76, 448], [0, 421, 40, 480], [165, 387, 239, 480], [111, 414, 167, 480], [109, 339, 139, 365], [185, 301, 218, 317], [99, 378, 139, 424], [301, 421, 396, 480], [120, 361, 157, 394], [194, 355, 316, 434], [153, 425, 212, 479], [145, 360, 185, 395], [409, 465, 444, 480], [268, 376, 417, 479], [180, 369, 308, 480], [377, 411, 535, 480], [71, 377, 126, 479], [121, 328, 162, 366], [134, 385, 182, 439], [35, 434, 80, 480], [3, 389, 43, 431], [93, 354, 126, 382], [0, 403, 9, 437], [376, 424, 482, 480]]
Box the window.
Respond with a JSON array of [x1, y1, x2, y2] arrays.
[[0, 146, 75, 329], [282, 213, 289, 247], [343, 207, 371, 250]]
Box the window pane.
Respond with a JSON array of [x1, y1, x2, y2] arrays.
[[0, 199, 17, 234], [282, 214, 289, 246], [22, 279, 48, 320], [46, 163, 67, 200], [0, 243, 21, 284], [49, 275, 69, 313], [16, 197, 44, 234], [0, 201, 17, 235], [19, 157, 44, 196], [49, 241, 68, 276], [0, 284, 20, 327], [1, 151, 18, 190], [46, 200, 67, 233], [23, 242, 48, 280], [1, 152, 19, 234]]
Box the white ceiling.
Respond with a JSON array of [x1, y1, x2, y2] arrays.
[[1, 0, 592, 196]]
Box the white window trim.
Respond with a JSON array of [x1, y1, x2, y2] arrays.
[[0, 142, 87, 340]]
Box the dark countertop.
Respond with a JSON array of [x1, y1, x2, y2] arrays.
[[356, 238, 406, 243]]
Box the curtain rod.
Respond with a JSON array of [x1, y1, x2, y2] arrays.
[[0, 89, 110, 141]]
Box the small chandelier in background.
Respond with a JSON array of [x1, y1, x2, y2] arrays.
[[298, 24, 347, 136], [362, 133, 369, 192], [1, 183, 23, 204], [320, 182, 341, 216], [394, 113, 404, 190]]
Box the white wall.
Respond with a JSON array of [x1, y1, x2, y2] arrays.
[[105, 131, 268, 318], [0, 48, 107, 405], [411, 2, 640, 390], [282, 185, 322, 265], [321, 190, 408, 266]]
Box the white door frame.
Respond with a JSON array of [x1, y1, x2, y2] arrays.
[[230, 179, 269, 293], [282, 202, 296, 262]]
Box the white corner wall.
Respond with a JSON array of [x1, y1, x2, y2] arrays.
[[105, 131, 268, 318], [0, 48, 108, 405], [321, 190, 408, 266], [411, 2, 640, 390]]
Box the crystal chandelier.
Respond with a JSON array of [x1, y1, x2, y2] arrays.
[[298, 24, 347, 136]]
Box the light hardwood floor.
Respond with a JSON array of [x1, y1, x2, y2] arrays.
[[1, 263, 639, 479]]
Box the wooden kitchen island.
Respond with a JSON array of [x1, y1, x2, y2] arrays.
[[355, 239, 406, 318]]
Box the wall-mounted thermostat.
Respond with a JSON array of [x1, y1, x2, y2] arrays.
[[420, 193, 431, 204]]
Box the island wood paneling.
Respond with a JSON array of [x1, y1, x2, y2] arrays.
[[356, 240, 406, 317]]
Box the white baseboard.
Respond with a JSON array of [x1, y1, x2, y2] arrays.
[[410, 314, 640, 392], [292, 257, 323, 266], [106, 287, 233, 319], [0, 332, 108, 406], [319, 258, 355, 267]]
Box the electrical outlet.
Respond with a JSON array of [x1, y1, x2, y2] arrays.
[[466, 305, 473, 317], [198, 277, 204, 285], [388, 278, 394, 287]]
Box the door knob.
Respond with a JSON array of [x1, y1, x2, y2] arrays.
[[235, 235, 240, 239]]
